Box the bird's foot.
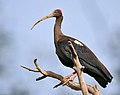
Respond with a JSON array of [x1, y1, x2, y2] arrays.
[[62, 76, 72, 86], [62, 73, 77, 86], [53, 76, 72, 88], [53, 72, 77, 88]]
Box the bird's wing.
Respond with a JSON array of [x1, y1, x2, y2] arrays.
[[71, 39, 99, 67], [58, 38, 111, 76], [71, 39, 113, 83], [57, 39, 97, 67]]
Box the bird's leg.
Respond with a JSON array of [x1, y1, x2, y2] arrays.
[[65, 72, 76, 79], [53, 72, 77, 88], [70, 73, 77, 81], [62, 73, 77, 86], [62, 72, 77, 86]]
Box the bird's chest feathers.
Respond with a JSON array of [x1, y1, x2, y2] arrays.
[[56, 43, 70, 58], [56, 43, 74, 68]]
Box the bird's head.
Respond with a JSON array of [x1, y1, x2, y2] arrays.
[[31, 9, 62, 30], [53, 9, 62, 17]]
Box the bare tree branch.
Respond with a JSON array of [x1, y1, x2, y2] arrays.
[[21, 58, 102, 95], [68, 41, 89, 95]]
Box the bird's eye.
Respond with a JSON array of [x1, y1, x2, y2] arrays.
[[55, 10, 58, 13]]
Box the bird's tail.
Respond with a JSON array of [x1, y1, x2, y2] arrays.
[[90, 66, 113, 88], [94, 74, 112, 88]]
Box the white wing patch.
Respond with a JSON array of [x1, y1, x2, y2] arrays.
[[74, 40, 84, 46]]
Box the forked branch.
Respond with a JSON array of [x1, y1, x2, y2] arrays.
[[68, 41, 89, 95], [21, 58, 102, 95]]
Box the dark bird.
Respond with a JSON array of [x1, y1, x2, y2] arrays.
[[31, 9, 113, 88]]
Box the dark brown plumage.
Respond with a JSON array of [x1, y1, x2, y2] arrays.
[[31, 9, 113, 88]]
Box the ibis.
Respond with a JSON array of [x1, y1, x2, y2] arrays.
[[31, 9, 113, 88]]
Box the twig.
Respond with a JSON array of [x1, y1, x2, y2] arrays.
[[21, 65, 39, 72], [21, 59, 102, 95]]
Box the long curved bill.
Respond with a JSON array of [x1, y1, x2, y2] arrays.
[[31, 13, 54, 30]]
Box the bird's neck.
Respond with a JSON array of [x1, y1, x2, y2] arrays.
[[54, 16, 64, 44]]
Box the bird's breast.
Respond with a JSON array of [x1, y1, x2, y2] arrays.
[[56, 45, 74, 68]]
